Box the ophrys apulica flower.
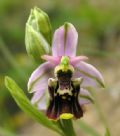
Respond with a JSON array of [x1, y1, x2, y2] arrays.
[[28, 22, 105, 121]]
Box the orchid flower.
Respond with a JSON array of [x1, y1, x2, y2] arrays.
[[28, 23, 105, 120]]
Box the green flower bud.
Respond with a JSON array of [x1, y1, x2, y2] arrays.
[[25, 7, 52, 62]]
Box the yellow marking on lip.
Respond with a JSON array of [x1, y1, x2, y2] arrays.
[[57, 89, 72, 96]]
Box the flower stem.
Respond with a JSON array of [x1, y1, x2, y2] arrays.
[[59, 119, 76, 136]]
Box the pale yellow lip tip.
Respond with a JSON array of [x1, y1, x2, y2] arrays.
[[60, 113, 73, 119]]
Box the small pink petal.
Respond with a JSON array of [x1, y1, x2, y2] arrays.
[[52, 23, 78, 57], [74, 61, 105, 88], [79, 88, 93, 105], [70, 56, 88, 65], [41, 55, 61, 65], [28, 62, 55, 93]]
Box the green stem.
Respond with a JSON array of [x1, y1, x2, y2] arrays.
[[60, 119, 76, 136], [52, 121, 65, 136]]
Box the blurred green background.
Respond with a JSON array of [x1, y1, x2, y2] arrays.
[[0, 0, 120, 136]]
